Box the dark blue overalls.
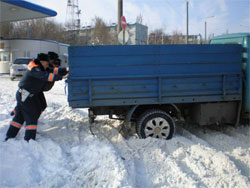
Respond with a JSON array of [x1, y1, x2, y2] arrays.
[[6, 61, 64, 141]]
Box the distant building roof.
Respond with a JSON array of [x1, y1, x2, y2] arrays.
[[0, 0, 57, 23]]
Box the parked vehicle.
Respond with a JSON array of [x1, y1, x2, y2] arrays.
[[10, 57, 33, 80], [67, 33, 249, 140]]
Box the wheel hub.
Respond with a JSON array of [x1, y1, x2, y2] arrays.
[[144, 117, 170, 139], [154, 127, 161, 134]]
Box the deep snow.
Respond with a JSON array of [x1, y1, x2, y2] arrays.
[[0, 75, 249, 188]]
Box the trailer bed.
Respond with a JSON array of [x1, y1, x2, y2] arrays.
[[68, 44, 242, 108]]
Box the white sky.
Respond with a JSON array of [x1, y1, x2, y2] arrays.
[[33, 0, 250, 37]]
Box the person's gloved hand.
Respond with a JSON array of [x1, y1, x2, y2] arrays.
[[63, 73, 69, 79], [10, 109, 16, 116]]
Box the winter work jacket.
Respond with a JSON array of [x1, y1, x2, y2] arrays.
[[18, 61, 63, 95], [39, 66, 69, 111], [42, 67, 69, 91]]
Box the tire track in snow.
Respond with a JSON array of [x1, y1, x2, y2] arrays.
[[93, 119, 198, 188], [220, 126, 250, 181], [90, 119, 140, 187], [166, 136, 208, 188], [40, 108, 134, 187], [222, 126, 250, 144], [178, 125, 250, 186], [38, 107, 91, 185], [127, 136, 200, 188], [185, 125, 250, 179], [89, 119, 250, 188]]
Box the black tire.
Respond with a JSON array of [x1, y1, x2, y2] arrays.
[[10, 77, 15, 81], [136, 109, 175, 140]]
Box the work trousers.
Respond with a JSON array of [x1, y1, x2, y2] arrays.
[[6, 91, 42, 141]]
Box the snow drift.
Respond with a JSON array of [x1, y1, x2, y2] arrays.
[[0, 75, 249, 188]]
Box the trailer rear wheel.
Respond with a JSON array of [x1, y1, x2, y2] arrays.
[[136, 109, 175, 140]]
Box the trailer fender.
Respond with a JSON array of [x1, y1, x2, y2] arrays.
[[168, 104, 182, 119], [125, 104, 182, 123], [125, 105, 138, 123]]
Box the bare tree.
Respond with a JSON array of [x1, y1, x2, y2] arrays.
[[29, 19, 66, 42], [0, 17, 115, 46], [91, 17, 111, 45], [171, 30, 185, 44], [148, 29, 166, 44], [148, 29, 187, 45], [136, 14, 143, 24], [0, 22, 14, 38], [0, 19, 66, 43]]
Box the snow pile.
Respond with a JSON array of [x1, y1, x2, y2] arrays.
[[0, 75, 249, 188]]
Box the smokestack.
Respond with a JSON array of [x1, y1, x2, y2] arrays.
[[117, 0, 123, 34]]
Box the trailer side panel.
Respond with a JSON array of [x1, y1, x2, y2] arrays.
[[68, 44, 242, 108]]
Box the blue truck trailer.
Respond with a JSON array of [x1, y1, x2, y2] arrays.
[[68, 34, 249, 140]]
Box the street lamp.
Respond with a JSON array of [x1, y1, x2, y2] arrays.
[[205, 16, 215, 42]]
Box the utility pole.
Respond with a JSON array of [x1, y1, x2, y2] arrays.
[[205, 21, 207, 42], [186, 1, 189, 44], [204, 16, 214, 43], [117, 0, 123, 34]]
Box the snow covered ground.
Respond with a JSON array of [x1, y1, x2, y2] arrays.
[[0, 75, 249, 188]]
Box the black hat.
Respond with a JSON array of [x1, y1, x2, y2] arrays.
[[48, 51, 59, 60], [37, 53, 49, 61]]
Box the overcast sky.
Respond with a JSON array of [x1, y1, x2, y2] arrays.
[[33, 0, 250, 37]]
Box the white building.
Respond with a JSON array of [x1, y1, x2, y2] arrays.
[[0, 39, 69, 74], [109, 23, 148, 45], [78, 23, 148, 45]]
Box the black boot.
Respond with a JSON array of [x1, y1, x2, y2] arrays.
[[6, 126, 20, 140], [24, 130, 37, 142]]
